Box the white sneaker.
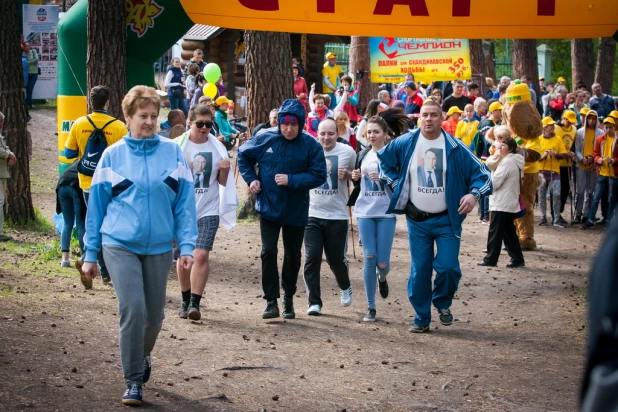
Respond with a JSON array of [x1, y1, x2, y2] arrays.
[[307, 304, 322, 316], [340, 287, 352, 307], [61, 260, 70, 268]]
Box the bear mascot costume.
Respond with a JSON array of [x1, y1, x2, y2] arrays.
[[502, 81, 543, 250]]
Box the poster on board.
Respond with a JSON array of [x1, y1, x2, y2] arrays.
[[23, 5, 59, 100]]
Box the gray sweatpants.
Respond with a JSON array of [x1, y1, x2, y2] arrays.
[[576, 169, 597, 218], [538, 174, 561, 223], [103, 245, 173, 385]]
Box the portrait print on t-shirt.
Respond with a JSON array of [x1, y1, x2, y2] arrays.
[[192, 152, 212, 190], [362, 159, 385, 192], [416, 148, 444, 188], [319, 156, 339, 191]]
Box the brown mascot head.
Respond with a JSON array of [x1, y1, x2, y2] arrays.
[[502, 81, 542, 140]]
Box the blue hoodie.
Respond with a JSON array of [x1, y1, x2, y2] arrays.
[[83, 134, 197, 262], [378, 128, 492, 236], [238, 99, 326, 226]]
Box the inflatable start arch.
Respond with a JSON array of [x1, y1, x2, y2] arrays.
[[57, 0, 618, 171]]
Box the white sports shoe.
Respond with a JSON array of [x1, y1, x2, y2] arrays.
[[340, 287, 353, 307], [307, 304, 322, 316]]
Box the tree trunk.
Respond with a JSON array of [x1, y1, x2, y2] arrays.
[[244, 31, 294, 131], [594, 37, 616, 94], [469, 39, 486, 98], [0, 1, 35, 224], [486, 41, 497, 84], [348, 36, 378, 113], [512, 39, 540, 96], [239, 30, 293, 219], [87, 0, 126, 119], [571, 39, 595, 92]]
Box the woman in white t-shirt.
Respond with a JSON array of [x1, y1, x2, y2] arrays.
[[349, 113, 406, 322]]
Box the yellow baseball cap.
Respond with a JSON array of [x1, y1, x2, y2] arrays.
[[580, 107, 591, 116], [603, 117, 616, 125], [539, 77, 545, 81], [609, 110, 618, 119], [504, 83, 531, 104], [325, 52, 337, 60], [447, 106, 464, 116], [542, 116, 556, 126], [215, 96, 233, 106], [557, 76, 566, 83], [488, 101, 503, 112], [562, 110, 577, 124]]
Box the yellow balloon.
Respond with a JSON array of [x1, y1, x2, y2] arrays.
[[203, 83, 218, 99]]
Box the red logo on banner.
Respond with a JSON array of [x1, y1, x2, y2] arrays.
[[126, 0, 163, 38], [379, 38, 399, 59]]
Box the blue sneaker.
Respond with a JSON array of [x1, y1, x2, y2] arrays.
[[142, 356, 151, 384], [122, 382, 143, 406]]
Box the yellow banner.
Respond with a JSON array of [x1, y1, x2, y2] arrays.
[[57, 95, 87, 166], [179, 0, 618, 39], [370, 38, 471, 83]]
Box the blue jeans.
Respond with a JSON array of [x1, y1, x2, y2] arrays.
[[406, 214, 462, 327], [588, 176, 618, 224], [26, 73, 38, 106], [168, 92, 188, 118], [83, 191, 110, 279], [477, 195, 489, 221], [58, 186, 85, 253], [357, 217, 396, 309]]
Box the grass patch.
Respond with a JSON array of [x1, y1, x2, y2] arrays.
[[0, 284, 12, 296], [35, 99, 57, 109], [5, 208, 55, 234]]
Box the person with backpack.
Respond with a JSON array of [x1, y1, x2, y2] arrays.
[[64, 85, 127, 288]]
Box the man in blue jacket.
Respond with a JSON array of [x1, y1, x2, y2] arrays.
[[378, 100, 492, 333], [238, 99, 327, 319]]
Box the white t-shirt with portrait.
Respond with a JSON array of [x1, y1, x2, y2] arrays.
[[309, 142, 356, 220], [409, 132, 447, 213], [353, 150, 395, 219], [182, 137, 223, 218]]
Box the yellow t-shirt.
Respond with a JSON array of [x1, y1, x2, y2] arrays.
[[555, 125, 575, 167], [538, 136, 567, 174], [322, 63, 343, 94], [580, 129, 595, 171], [64, 112, 128, 190], [455, 120, 479, 147], [522, 137, 542, 174], [599, 136, 615, 177]]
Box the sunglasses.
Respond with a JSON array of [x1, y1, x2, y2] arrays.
[[194, 121, 213, 129]]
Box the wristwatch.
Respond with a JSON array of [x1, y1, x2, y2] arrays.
[[471, 189, 481, 203]]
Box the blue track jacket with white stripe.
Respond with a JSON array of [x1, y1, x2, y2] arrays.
[[377, 128, 492, 235], [83, 134, 197, 263]]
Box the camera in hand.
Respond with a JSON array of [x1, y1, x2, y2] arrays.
[[339, 86, 345, 94]]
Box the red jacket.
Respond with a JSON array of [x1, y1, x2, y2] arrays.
[[593, 133, 618, 176], [294, 77, 309, 114]]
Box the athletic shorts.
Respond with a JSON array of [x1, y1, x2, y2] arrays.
[[196, 215, 219, 251]]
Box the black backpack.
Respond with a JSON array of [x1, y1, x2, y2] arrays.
[[77, 116, 118, 176]]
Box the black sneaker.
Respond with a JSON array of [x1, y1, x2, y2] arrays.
[[438, 308, 453, 326], [553, 220, 566, 229], [363, 308, 376, 322], [282, 296, 295, 319], [142, 355, 151, 383], [581, 220, 594, 230], [378, 279, 389, 299], [538, 217, 548, 226], [409, 323, 429, 333], [573, 216, 582, 224], [188, 302, 201, 320], [557, 216, 568, 226], [262, 300, 280, 319], [179, 301, 189, 319], [476, 260, 496, 267]]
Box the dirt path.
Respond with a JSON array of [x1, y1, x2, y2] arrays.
[[0, 108, 599, 411]]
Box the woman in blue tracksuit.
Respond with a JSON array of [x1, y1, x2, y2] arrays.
[[377, 101, 491, 333], [164, 57, 188, 118], [81, 86, 197, 406], [238, 99, 326, 320]]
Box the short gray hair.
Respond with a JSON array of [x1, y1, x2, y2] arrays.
[[378, 90, 390, 100], [474, 97, 487, 110], [500, 76, 511, 82]]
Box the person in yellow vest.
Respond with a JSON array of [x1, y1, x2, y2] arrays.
[[574, 110, 604, 224], [455, 104, 479, 147], [553, 110, 577, 223], [64, 86, 128, 288], [502, 81, 543, 250], [322, 52, 344, 110], [538, 117, 568, 227], [582, 117, 618, 229]]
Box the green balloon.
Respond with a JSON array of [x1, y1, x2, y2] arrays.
[[204, 63, 222, 84]]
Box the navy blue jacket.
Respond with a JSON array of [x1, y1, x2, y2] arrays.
[[238, 100, 326, 226]]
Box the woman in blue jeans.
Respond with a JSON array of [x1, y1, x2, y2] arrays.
[[165, 57, 188, 118], [349, 112, 407, 322], [55, 162, 86, 268]]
